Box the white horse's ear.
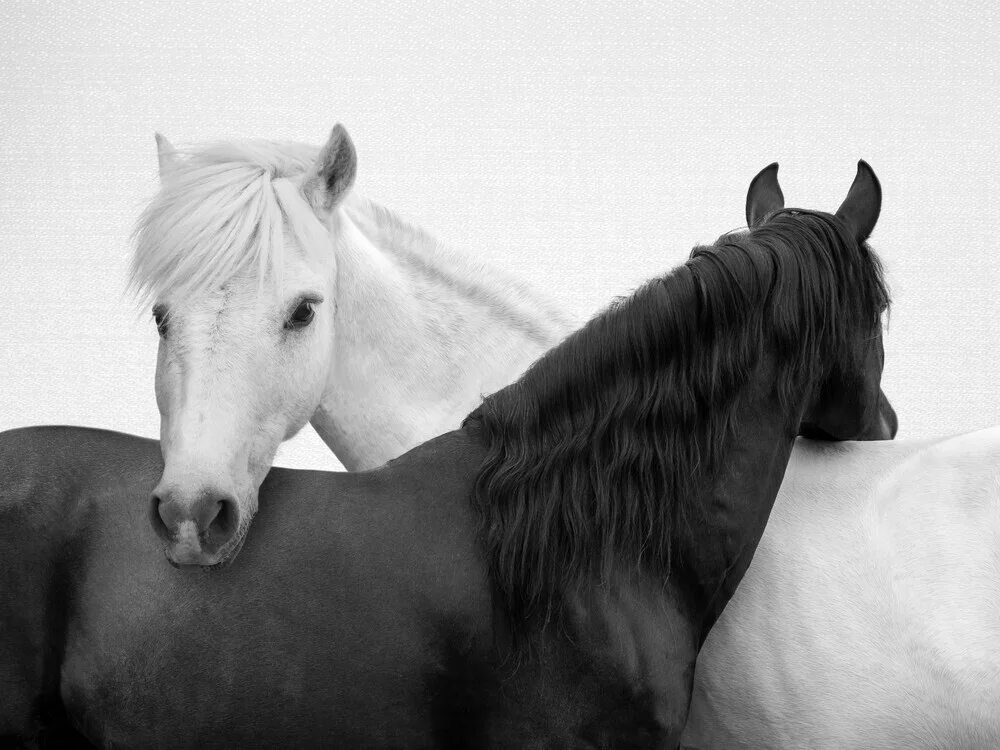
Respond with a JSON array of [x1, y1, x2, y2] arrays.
[[155, 133, 177, 181], [304, 124, 357, 211]]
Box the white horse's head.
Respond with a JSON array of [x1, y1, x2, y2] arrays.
[[133, 126, 356, 567]]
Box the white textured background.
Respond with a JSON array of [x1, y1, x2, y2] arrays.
[[1, 1, 998, 472]]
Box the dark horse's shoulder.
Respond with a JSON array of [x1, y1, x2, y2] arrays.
[[567, 576, 700, 748]]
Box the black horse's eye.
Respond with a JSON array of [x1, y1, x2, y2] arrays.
[[286, 300, 316, 330], [152, 307, 168, 338]]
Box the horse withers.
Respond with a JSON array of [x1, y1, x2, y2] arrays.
[[0, 162, 889, 748]]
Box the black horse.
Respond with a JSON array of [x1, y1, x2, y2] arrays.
[[0, 162, 890, 748]]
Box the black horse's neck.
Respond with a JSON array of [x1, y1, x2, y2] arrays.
[[465, 208, 885, 644], [679, 358, 808, 641]]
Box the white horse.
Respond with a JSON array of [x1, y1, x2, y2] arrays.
[[133, 124, 576, 567], [683, 426, 1000, 749]]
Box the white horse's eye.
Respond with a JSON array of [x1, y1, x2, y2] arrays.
[[286, 300, 315, 330], [152, 307, 169, 338]]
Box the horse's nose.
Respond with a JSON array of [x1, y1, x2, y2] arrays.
[[149, 484, 240, 565]]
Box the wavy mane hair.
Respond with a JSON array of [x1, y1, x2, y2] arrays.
[[465, 208, 889, 632]]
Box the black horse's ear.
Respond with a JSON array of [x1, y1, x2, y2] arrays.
[[746, 163, 784, 228], [836, 160, 881, 243]]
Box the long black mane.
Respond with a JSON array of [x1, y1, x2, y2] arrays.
[[465, 208, 889, 633]]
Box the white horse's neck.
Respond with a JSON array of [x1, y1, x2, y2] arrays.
[[311, 195, 576, 471]]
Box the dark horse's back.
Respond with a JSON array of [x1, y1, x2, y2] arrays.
[[0, 425, 162, 746], [0, 425, 502, 748]]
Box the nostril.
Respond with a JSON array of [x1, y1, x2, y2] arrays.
[[149, 492, 172, 542], [208, 496, 238, 537]]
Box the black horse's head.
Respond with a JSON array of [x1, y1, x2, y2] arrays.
[[745, 161, 895, 441]]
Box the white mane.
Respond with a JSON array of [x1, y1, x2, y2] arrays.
[[130, 137, 575, 341], [129, 140, 328, 308], [345, 196, 576, 343]]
